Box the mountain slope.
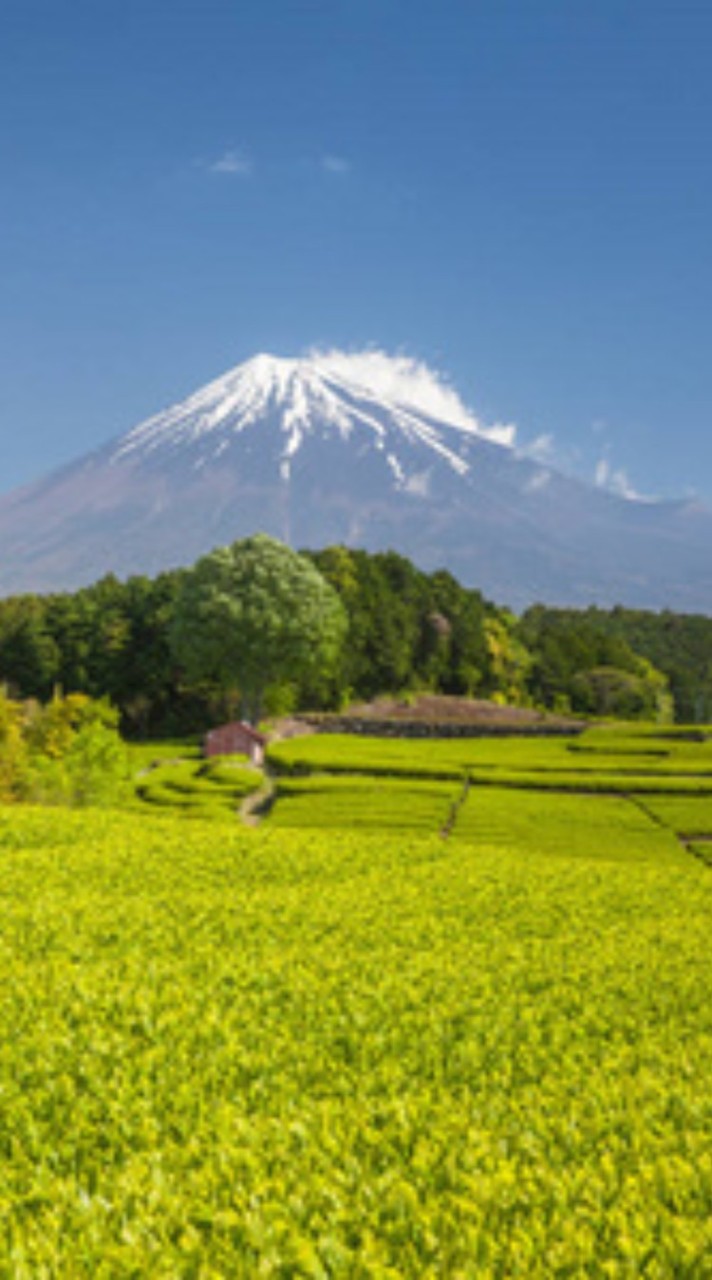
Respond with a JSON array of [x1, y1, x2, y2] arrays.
[[1, 351, 711, 610]]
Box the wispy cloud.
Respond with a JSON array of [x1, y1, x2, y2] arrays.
[[308, 347, 515, 445], [517, 433, 556, 465], [594, 457, 644, 501], [201, 148, 352, 181], [321, 154, 351, 175], [591, 419, 653, 501], [486, 422, 518, 448], [208, 148, 253, 176], [517, 426, 652, 502]]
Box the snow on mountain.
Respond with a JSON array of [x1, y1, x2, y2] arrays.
[[111, 350, 514, 482], [0, 348, 711, 610]]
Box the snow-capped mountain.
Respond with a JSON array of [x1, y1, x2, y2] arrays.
[[108, 350, 516, 500], [1, 349, 712, 610]]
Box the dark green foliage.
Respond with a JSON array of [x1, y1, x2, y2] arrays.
[[519, 605, 712, 721], [169, 535, 348, 723], [2, 542, 711, 727], [0, 597, 61, 698], [0, 547, 504, 733], [307, 548, 494, 701]]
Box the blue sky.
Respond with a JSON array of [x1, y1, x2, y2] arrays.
[[2, 0, 712, 501]]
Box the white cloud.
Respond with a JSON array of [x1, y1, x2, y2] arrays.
[[594, 457, 644, 501], [203, 149, 352, 181], [516, 432, 587, 477], [594, 458, 609, 488], [308, 347, 517, 447], [591, 421, 651, 501], [209, 148, 253, 176], [484, 421, 518, 447], [517, 432, 556, 465], [321, 154, 351, 174], [515, 423, 655, 503]]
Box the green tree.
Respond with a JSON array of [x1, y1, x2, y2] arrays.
[[569, 661, 673, 722], [518, 606, 677, 721], [483, 613, 532, 703], [0, 600, 59, 698], [0, 689, 128, 807], [0, 688, 28, 801], [169, 535, 348, 723]]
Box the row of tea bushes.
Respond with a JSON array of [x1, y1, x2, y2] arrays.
[[1, 806, 711, 1273]]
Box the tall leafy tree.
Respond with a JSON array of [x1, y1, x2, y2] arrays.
[[169, 535, 348, 723], [0, 598, 59, 698]]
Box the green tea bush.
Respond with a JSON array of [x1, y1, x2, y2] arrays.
[[269, 729, 712, 783], [1, 807, 711, 1273], [135, 755, 262, 815], [468, 768, 712, 794], [271, 774, 459, 832], [454, 786, 683, 862], [637, 795, 712, 837]]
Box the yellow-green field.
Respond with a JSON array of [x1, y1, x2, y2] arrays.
[[266, 725, 712, 846], [268, 774, 462, 833], [131, 750, 263, 819], [266, 724, 712, 783], [2, 725, 712, 1273], [0, 806, 711, 1275]]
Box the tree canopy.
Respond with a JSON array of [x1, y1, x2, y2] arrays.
[[169, 535, 348, 722], [1, 545, 706, 732]]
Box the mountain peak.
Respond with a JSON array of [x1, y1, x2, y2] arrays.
[[112, 348, 517, 467], [2, 346, 711, 609]]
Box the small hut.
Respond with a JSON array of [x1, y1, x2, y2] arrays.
[[204, 721, 267, 767]]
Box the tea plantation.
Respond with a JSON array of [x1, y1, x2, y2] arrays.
[[1, 724, 712, 1274]]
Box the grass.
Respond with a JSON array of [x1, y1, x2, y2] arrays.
[[1, 805, 712, 1274]]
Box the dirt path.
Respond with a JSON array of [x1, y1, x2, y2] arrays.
[[239, 777, 276, 827], [440, 775, 471, 839]]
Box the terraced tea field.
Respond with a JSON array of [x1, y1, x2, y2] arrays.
[[3, 723, 711, 1272], [452, 786, 687, 861], [266, 724, 712, 848], [268, 725, 712, 779], [269, 773, 462, 833], [1, 803, 712, 1274], [131, 749, 263, 818]]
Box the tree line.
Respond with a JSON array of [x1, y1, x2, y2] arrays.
[[0, 540, 710, 731]]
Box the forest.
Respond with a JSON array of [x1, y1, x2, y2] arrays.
[[0, 543, 711, 732]]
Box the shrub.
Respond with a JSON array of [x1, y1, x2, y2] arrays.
[[0, 690, 129, 807]]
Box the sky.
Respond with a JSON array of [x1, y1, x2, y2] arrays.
[[2, 0, 712, 502]]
